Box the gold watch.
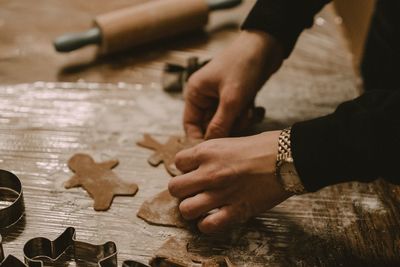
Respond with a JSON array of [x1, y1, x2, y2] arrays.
[[276, 128, 307, 195]]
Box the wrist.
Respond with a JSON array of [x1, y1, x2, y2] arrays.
[[240, 30, 283, 51], [239, 30, 285, 77]]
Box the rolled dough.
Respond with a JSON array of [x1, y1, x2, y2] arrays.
[[150, 237, 236, 267]]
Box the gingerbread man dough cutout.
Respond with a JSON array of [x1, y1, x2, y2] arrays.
[[65, 153, 138, 211], [137, 134, 202, 176]]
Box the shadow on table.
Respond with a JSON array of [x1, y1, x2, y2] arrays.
[[0, 215, 26, 243]]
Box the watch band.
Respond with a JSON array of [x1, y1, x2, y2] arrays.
[[277, 128, 292, 161], [276, 127, 307, 195]]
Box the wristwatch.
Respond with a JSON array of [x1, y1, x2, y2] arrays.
[[276, 128, 307, 195]]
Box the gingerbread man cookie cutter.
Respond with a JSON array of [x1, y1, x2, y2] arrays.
[[65, 154, 139, 211], [0, 170, 25, 229], [1, 228, 149, 267], [23, 227, 118, 267], [162, 57, 210, 92]]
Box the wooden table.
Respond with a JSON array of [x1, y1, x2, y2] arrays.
[[0, 1, 399, 266]]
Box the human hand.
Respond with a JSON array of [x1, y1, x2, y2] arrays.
[[183, 30, 284, 139], [168, 131, 292, 234]]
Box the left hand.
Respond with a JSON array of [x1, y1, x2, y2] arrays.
[[168, 131, 292, 234]]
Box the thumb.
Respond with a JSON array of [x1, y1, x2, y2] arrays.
[[205, 98, 240, 139]]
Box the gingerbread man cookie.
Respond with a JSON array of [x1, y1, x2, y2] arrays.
[[65, 153, 138, 211]]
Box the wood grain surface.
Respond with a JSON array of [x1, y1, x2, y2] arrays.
[[0, 1, 399, 266]]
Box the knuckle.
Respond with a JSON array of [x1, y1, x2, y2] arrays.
[[186, 75, 205, 93], [168, 180, 180, 197], [221, 94, 241, 110], [174, 152, 185, 169], [198, 140, 214, 152], [193, 143, 209, 159], [200, 217, 221, 233], [206, 167, 230, 188], [206, 170, 219, 184], [184, 79, 204, 102], [179, 200, 194, 219]]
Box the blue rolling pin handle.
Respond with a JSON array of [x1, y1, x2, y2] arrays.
[[53, 27, 101, 53]]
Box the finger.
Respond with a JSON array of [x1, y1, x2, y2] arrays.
[[232, 106, 254, 135], [201, 104, 217, 132], [232, 106, 265, 135], [205, 96, 240, 139], [183, 79, 216, 139], [175, 147, 200, 173], [252, 106, 266, 124], [179, 191, 226, 220], [197, 205, 238, 234], [168, 169, 210, 199], [183, 98, 205, 139]]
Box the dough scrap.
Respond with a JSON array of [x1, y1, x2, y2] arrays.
[[137, 190, 188, 228], [150, 238, 236, 267], [137, 134, 202, 176], [65, 153, 138, 211]]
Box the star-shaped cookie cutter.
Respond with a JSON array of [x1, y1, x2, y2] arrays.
[[1, 234, 27, 267], [0, 254, 26, 267]]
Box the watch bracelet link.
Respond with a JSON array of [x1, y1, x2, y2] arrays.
[[277, 128, 292, 162], [276, 127, 307, 194]]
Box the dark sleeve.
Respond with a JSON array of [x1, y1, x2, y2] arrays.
[[291, 90, 400, 192], [242, 0, 331, 57]]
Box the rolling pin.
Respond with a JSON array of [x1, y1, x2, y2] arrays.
[[54, 0, 242, 54]]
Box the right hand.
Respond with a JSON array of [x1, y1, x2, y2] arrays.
[[169, 131, 292, 234], [183, 30, 285, 139]]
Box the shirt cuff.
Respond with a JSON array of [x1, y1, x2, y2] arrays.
[[290, 91, 394, 192]]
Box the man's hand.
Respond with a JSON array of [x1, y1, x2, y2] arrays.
[[168, 131, 292, 234], [184, 30, 284, 139]]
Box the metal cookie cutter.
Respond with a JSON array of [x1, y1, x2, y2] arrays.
[[22, 227, 117, 267], [1, 234, 26, 267], [1, 228, 149, 267], [0, 253, 26, 267], [162, 57, 210, 92], [0, 170, 25, 229], [122, 260, 149, 267], [0, 256, 26, 267], [22, 227, 149, 267]]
